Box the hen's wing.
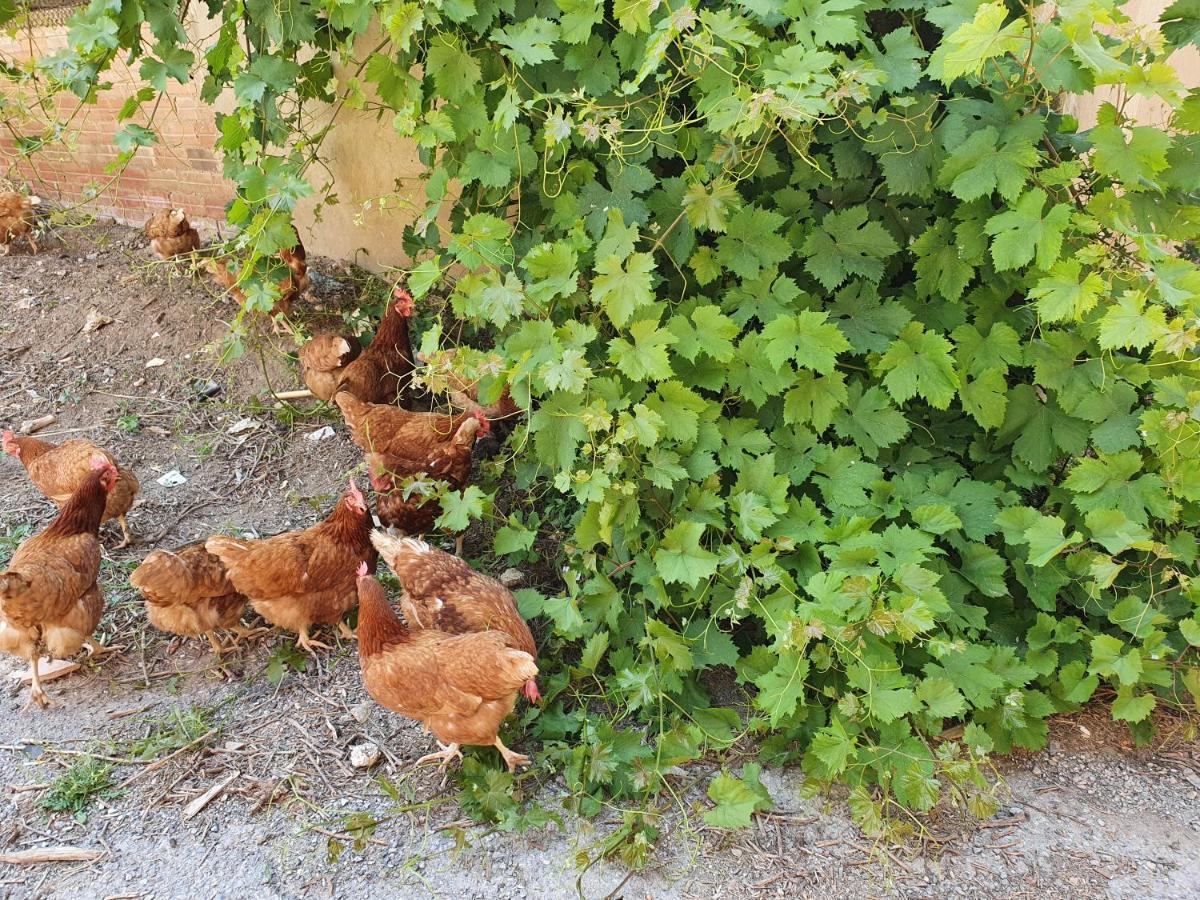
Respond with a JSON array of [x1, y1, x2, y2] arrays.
[[363, 629, 534, 723], [133, 543, 236, 604], [43, 584, 104, 658], [205, 533, 315, 600], [24, 440, 114, 504], [2, 532, 101, 628], [372, 533, 536, 657]]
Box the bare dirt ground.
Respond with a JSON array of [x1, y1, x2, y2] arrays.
[[1, 223, 1199, 900]]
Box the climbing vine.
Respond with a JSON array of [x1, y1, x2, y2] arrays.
[[5, 0, 1200, 835]]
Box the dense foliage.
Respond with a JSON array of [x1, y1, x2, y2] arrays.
[[5, 0, 1200, 833]]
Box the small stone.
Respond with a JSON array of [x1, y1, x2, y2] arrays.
[[350, 742, 381, 769], [499, 568, 524, 588], [306, 426, 335, 442], [195, 379, 222, 399], [350, 702, 372, 723]]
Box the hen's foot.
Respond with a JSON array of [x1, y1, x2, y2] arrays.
[[23, 685, 51, 710], [416, 742, 462, 772], [296, 629, 333, 655], [493, 738, 530, 773], [111, 515, 134, 549], [206, 632, 230, 656], [82, 639, 117, 658], [337, 621, 357, 641], [229, 624, 272, 644]]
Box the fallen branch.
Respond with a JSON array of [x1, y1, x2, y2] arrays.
[[273, 389, 314, 400], [182, 771, 239, 820], [19, 414, 56, 435], [0, 847, 102, 865]]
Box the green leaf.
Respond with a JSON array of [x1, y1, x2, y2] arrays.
[[878, 322, 960, 409], [654, 522, 719, 588], [435, 485, 487, 532], [1025, 515, 1083, 567], [1091, 122, 1171, 189], [1111, 687, 1156, 723], [608, 319, 675, 382], [802, 206, 899, 290], [425, 36, 481, 101], [939, 2, 1028, 81], [1084, 509, 1152, 556], [1096, 293, 1167, 351], [1030, 260, 1104, 323], [493, 17, 559, 66], [917, 677, 966, 718], [984, 188, 1072, 271], [1161, 0, 1200, 46], [755, 651, 809, 726], [761, 311, 850, 375], [912, 504, 962, 535], [717, 206, 791, 282], [592, 253, 655, 327], [704, 768, 772, 828]]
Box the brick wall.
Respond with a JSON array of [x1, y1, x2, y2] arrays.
[[0, 18, 235, 229]]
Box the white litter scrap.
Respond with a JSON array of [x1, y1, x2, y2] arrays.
[[156, 470, 187, 487], [227, 417, 259, 435]]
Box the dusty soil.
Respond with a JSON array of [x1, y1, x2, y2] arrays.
[[1, 223, 1199, 900]]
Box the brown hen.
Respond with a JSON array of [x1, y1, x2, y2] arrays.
[[3, 431, 140, 547], [299, 331, 362, 401], [0, 459, 117, 708], [144, 208, 200, 259], [366, 415, 483, 551], [333, 289, 415, 404], [207, 238, 309, 326], [0, 192, 39, 254], [205, 480, 376, 654], [371, 532, 540, 702], [356, 566, 537, 773], [131, 542, 248, 654]]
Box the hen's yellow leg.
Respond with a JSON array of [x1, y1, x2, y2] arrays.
[[493, 738, 530, 773], [296, 626, 332, 655], [24, 654, 50, 710], [416, 742, 462, 771]]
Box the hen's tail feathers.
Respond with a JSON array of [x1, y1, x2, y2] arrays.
[[370, 529, 429, 563], [204, 536, 248, 564]]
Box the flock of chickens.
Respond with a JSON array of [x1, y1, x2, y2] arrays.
[[0, 201, 540, 774]]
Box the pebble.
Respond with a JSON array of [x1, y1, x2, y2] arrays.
[[350, 742, 381, 769]]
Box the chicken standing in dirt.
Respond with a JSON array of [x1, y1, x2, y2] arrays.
[[0, 192, 39, 254], [0, 459, 117, 708], [333, 288, 415, 404], [144, 208, 200, 259], [372, 532, 540, 702], [3, 430, 140, 547], [299, 330, 361, 402], [356, 563, 538, 773], [131, 543, 249, 655], [205, 480, 375, 654]]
